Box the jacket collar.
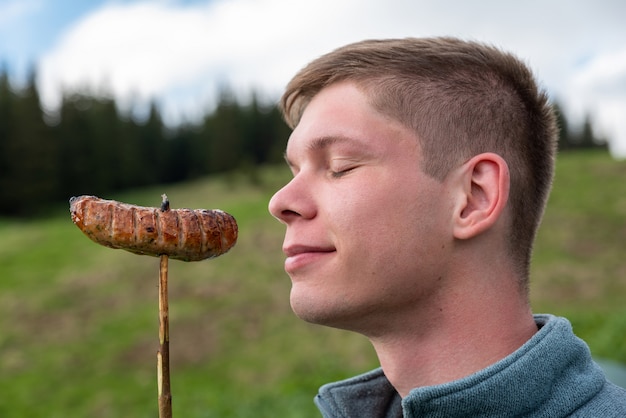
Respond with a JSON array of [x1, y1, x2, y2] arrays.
[[315, 315, 606, 417]]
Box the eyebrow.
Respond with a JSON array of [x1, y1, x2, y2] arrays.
[[307, 135, 348, 152]]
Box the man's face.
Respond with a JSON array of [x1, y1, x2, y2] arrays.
[[269, 82, 455, 335]]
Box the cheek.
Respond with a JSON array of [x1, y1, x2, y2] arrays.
[[340, 181, 449, 266], [330, 191, 404, 256]]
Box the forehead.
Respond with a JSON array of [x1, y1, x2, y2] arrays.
[[285, 82, 416, 158]]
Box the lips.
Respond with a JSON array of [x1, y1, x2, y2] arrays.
[[283, 244, 336, 273]]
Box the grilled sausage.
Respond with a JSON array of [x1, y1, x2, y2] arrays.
[[70, 195, 237, 261]]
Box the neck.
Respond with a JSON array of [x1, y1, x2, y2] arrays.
[[368, 271, 537, 398]]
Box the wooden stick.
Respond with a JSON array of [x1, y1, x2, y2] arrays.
[[158, 195, 172, 418]]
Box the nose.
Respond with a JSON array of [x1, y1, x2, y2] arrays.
[[268, 175, 315, 224]]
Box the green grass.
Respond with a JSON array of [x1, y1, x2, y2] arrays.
[[530, 150, 626, 362], [0, 167, 376, 417], [1, 152, 625, 417]]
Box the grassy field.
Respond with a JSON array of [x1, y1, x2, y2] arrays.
[[1, 150, 625, 417]]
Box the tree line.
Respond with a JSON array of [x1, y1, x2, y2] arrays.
[[0, 69, 291, 216], [0, 68, 608, 217]]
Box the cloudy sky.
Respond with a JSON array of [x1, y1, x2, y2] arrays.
[[1, 0, 625, 157]]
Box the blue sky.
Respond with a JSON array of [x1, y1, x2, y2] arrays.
[[0, 0, 103, 74], [1, 0, 626, 157]]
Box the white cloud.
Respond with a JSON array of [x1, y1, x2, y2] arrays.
[[37, 0, 626, 157], [38, 0, 363, 123], [566, 48, 626, 157]]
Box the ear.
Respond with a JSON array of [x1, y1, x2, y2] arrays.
[[452, 153, 510, 240]]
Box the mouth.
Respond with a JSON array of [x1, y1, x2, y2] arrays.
[[283, 245, 336, 274]]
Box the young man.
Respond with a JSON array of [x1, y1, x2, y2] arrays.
[[268, 37, 626, 417]]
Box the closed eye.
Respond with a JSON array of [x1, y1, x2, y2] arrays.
[[330, 165, 358, 178], [329, 155, 364, 178]]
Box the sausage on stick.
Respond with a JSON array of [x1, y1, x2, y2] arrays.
[[70, 195, 238, 261], [70, 194, 238, 418]]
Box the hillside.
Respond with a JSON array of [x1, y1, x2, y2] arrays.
[[0, 151, 624, 417], [530, 150, 626, 361]]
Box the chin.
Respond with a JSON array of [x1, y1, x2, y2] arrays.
[[289, 289, 370, 332], [290, 290, 337, 324], [289, 292, 329, 324]]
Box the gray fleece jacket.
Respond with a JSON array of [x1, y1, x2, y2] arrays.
[[314, 315, 626, 417]]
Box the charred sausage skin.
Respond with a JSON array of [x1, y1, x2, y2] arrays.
[[70, 195, 237, 261]]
